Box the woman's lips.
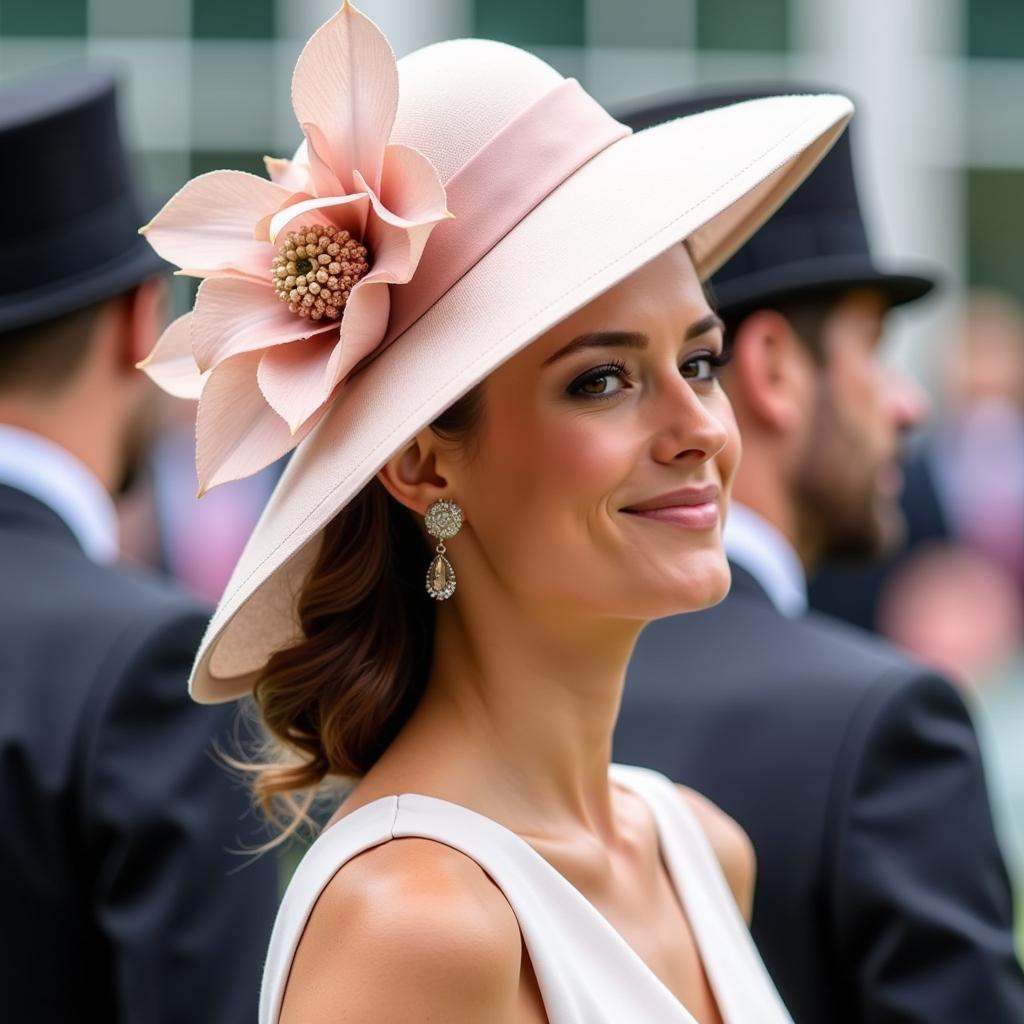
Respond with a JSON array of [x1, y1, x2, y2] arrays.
[[622, 485, 721, 529], [626, 502, 720, 529]]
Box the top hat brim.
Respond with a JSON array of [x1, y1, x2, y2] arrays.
[[187, 92, 854, 703], [0, 193, 171, 334], [709, 252, 937, 319]]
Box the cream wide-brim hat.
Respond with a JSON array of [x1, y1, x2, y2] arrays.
[[189, 38, 852, 703]]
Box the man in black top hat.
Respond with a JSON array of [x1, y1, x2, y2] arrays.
[[614, 88, 1024, 1023], [0, 67, 278, 1022]]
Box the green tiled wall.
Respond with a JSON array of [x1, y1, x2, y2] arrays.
[[192, 0, 275, 39], [474, 0, 585, 47], [968, 168, 1024, 303], [3, 0, 1023, 325], [87, 0, 190, 38], [586, 0, 691, 48], [190, 149, 267, 180], [0, 0, 86, 36], [697, 0, 788, 51], [969, 0, 1024, 60]]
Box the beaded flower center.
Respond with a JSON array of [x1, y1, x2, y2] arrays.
[[271, 223, 370, 321]]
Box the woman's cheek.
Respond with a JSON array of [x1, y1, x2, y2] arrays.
[[541, 417, 637, 494]]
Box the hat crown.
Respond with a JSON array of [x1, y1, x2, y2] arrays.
[[0, 66, 133, 241], [393, 39, 564, 184], [0, 64, 167, 330]]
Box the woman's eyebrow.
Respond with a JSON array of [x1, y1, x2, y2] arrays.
[[543, 331, 646, 365], [543, 313, 725, 366], [687, 313, 725, 340]]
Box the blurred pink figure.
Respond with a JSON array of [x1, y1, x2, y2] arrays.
[[933, 292, 1024, 589], [878, 542, 1023, 690], [153, 434, 276, 603], [118, 395, 277, 602]]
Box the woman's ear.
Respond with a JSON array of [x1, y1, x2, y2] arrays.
[[377, 430, 451, 516]]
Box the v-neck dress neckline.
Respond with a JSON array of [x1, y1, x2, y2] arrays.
[[259, 763, 793, 1023]]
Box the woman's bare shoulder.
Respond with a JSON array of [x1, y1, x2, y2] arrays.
[[278, 837, 525, 1024], [675, 784, 756, 922]]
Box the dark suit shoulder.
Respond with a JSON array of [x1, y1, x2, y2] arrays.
[[7, 521, 199, 615], [621, 591, 946, 849], [0, 496, 274, 1023], [777, 606, 942, 710], [0, 522, 210, 763], [620, 589, 959, 912], [1, 523, 207, 654], [630, 587, 929, 719]]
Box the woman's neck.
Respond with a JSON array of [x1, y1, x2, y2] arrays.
[[358, 593, 642, 841]]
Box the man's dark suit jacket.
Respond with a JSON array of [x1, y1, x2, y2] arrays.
[[0, 484, 279, 1022], [614, 563, 1024, 1023]]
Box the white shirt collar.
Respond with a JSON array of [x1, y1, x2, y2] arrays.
[[0, 424, 119, 565], [723, 501, 807, 617]]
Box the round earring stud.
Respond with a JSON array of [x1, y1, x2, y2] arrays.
[[424, 498, 463, 541]]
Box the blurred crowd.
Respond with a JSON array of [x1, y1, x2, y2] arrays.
[[809, 289, 1024, 905]]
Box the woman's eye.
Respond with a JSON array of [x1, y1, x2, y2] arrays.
[[681, 357, 713, 381], [579, 374, 622, 395], [569, 362, 629, 398], [681, 352, 728, 382]]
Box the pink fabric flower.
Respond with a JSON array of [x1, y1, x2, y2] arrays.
[[137, 1, 450, 494]]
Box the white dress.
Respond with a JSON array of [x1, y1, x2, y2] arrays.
[[259, 763, 793, 1023]]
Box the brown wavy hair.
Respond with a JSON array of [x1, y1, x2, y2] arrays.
[[230, 386, 485, 848]]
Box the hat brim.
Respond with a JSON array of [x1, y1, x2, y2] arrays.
[[0, 235, 170, 333], [189, 93, 854, 703], [0, 194, 171, 333], [710, 253, 937, 317]]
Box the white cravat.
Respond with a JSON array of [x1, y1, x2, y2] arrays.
[[723, 501, 807, 617], [0, 424, 119, 565]]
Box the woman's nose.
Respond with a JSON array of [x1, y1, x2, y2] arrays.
[[650, 376, 731, 466]]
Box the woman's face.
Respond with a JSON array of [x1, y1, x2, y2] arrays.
[[446, 243, 741, 621]]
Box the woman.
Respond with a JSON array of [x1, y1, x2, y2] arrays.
[[139, 5, 851, 1021]]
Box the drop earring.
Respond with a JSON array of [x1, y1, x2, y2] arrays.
[[424, 498, 463, 601]]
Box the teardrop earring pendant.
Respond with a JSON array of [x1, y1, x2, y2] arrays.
[[424, 499, 463, 601]]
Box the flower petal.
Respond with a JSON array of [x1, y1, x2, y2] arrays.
[[379, 143, 451, 226], [140, 170, 288, 280], [135, 313, 207, 399], [195, 351, 326, 494], [256, 333, 337, 433], [253, 189, 314, 243], [264, 138, 313, 192], [301, 120, 346, 198], [326, 279, 391, 388], [192, 277, 338, 373], [267, 191, 370, 247], [355, 167, 451, 285], [291, 1, 397, 195]]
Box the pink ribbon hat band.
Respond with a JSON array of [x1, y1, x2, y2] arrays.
[[383, 78, 631, 347]]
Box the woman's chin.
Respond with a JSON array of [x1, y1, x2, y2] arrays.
[[657, 555, 732, 617], [597, 553, 731, 622]]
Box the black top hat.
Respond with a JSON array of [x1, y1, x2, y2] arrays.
[[619, 85, 937, 317], [0, 65, 169, 334]]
